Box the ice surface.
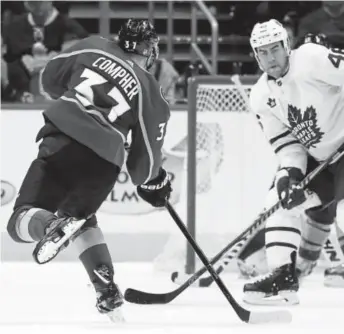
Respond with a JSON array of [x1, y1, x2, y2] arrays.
[[1, 262, 343, 334]]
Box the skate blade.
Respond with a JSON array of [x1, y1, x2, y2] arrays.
[[243, 290, 299, 306], [33, 219, 86, 264], [107, 308, 125, 323], [324, 276, 344, 288]]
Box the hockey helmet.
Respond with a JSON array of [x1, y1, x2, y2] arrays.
[[301, 33, 329, 48], [250, 19, 291, 57], [118, 19, 159, 70]]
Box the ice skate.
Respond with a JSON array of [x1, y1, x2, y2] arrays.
[[243, 251, 299, 306], [93, 265, 125, 323], [33, 217, 87, 264], [324, 263, 344, 288]]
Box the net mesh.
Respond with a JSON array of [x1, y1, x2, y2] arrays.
[[196, 84, 251, 113], [193, 84, 251, 193], [154, 80, 265, 274]]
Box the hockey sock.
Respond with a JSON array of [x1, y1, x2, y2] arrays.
[[335, 223, 344, 253], [238, 229, 265, 261], [299, 218, 331, 261], [265, 212, 301, 270], [13, 208, 57, 242], [73, 227, 114, 288]]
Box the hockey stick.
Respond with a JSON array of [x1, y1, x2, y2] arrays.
[[171, 74, 268, 287], [171, 223, 261, 287], [124, 142, 344, 305], [166, 201, 291, 324], [174, 230, 343, 288], [195, 226, 344, 288]]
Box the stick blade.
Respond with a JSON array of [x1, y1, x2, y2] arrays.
[[124, 288, 172, 305], [248, 310, 292, 324]]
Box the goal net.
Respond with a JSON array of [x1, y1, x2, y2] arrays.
[[154, 75, 278, 274]]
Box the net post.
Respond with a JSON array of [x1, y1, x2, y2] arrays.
[[186, 76, 198, 274]]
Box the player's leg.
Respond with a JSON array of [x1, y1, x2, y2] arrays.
[[298, 203, 334, 276], [31, 135, 116, 263], [333, 154, 344, 232], [274, 155, 334, 279], [336, 223, 344, 253], [236, 185, 313, 279], [243, 156, 334, 305], [237, 229, 266, 279], [49, 142, 122, 318], [6, 133, 71, 246], [255, 209, 344, 288], [242, 193, 303, 305], [324, 156, 344, 287], [71, 215, 124, 319], [323, 221, 344, 287]]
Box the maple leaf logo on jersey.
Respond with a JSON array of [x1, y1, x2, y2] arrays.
[[287, 105, 324, 149], [267, 98, 276, 108]]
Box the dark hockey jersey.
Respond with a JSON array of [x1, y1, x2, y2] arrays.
[[40, 35, 170, 185]]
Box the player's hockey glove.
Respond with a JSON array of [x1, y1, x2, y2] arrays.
[[275, 167, 306, 210], [137, 168, 172, 207]]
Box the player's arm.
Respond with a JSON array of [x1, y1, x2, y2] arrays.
[[39, 37, 90, 100], [251, 93, 308, 209], [301, 43, 344, 86], [253, 106, 307, 174], [126, 100, 172, 207], [126, 107, 170, 184]]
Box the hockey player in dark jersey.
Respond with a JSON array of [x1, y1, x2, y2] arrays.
[[6, 19, 172, 321]]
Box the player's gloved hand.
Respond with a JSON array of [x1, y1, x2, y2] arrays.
[[275, 167, 306, 210], [137, 168, 172, 207]]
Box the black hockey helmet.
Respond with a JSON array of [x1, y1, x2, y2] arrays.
[[302, 33, 329, 48], [118, 19, 159, 70]]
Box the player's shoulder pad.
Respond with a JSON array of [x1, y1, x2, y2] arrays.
[[294, 42, 329, 64], [134, 65, 156, 84], [61, 35, 98, 52], [81, 35, 105, 47]]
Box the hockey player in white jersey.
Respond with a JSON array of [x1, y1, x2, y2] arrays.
[[242, 19, 344, 305]]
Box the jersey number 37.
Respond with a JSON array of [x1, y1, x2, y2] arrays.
[[74, 68, 131, 122]]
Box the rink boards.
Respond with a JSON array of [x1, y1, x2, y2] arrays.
[[1, 108, 278, 263]]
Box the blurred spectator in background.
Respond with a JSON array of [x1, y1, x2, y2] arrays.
[[1, 1, 26, 27], [1, 36, 34, 103], [149, 58, 180, 104], [53, 1, 71, 16], [175, 61, 208, 102], [255, 1, 321, 23], [280, 8, 331, 51], [2, 1, 89, 102], [2, 35, 12, 100], [282, 11, 299, 49], [297, 1, 344, 49]]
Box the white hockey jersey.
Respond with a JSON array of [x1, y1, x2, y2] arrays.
[[250, 43, 344, 174]]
